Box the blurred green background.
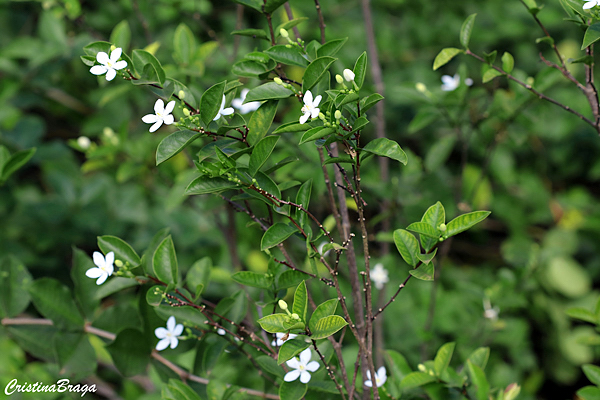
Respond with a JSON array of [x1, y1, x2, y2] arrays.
[[1, 0, 599, 399]]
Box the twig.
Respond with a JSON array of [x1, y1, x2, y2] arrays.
[[313, 0, 326, 44], [312, 340, 346, 400], [283, 3, 301, 39]]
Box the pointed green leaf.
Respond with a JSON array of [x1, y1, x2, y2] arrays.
[[310, 315, 347, 339], [360, 93, 383, 112], [362, 138, 407, 165], [261, 223, 298, 250], [275, 18, 309, 36], [434, 342, 455, 377], [272, 121, 309, 135], [106, 329, 151, 377], [299, 127, 334, 145], [264, 45, 308, 67], [185, 176, 239, 195], [28, 278, 83, 329], [566, 307, 597, 324], [152, 236, 178, 284], [249, 136, 279, 176], [409, 263, 435, 281], [417, 248, 438, 265], [583, 23, 600, 50], [445, 211, 490, 238], [231, 271, 273, 289], [482, 69, 503, 83], [98, 235, 141, 267], [303, 56, 336, 92], [292, 281, 308, 322], [501, 52, 514, 73], [256, 355, 285, 377], [1, 147, 36, 183], [316, 38, 348, 58], [422, 202, 446, 227], [295, 179, 312, 227], [166, 380, 204, 400], [264, 0, 287, 13], [156, 130, 201, 166], [70, 249, 99, 319], [393, 229, 419, 267], [232, 59, 272, 77], [276, 270, 309, 290], [174, 23, 196, 65], [353, 51, 367, 89], [200, 81, 226, 124], [385, 350, 413, 382], [309, 299, 338, 333], [110, 20, 131, 51], [257, 313, 292, 333], [466, 360, 490, 400], [583, 364, 600, 387], [279, 380, 307, 400], [132, 50, 166, 85], [466, 347, 490, 371], [245, 82, 294, 103], [231, 28, 269, 41], [232, 0, 262, 12], [248, 101, 278, 146], [278, 337, 310, 364], [406, 222, 440, 238], [460, 14, 477, 49], [399, 372, 436, 390], [576, 386, 600, 400], [433, 48, 463, 70], [0, 256, 32, 318]]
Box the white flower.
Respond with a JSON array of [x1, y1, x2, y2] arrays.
[[483, 298, 500, 321], [142, 99, 176, 132], [85, 251, 114, 285], [231, 89, 261, 114], [584, 0, 600, 9], [217, 328, 226, 335], [271, 332, 297, 347], [370, 263, 389, 290], [343, 69, 355, 82], [364, 366, 387, 388], [441, 74, 460, 91], [77, 136, 91, 150], [284, 348, 319, 383], [89, 48, 128, 81], [155, 316, 184, 351], [214, 95, 235, 121], [299, 90, 322, 124]]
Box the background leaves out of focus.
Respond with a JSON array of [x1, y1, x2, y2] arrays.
[[1, 0, 599, 399]]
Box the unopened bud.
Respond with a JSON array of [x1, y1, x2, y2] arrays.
[[335, 74, 344, 84], [274, 77, 283, 85], [110, 45, 117, 51], [334, 110, 342, 120], [183, 108, 190, 117], [115, 260, 124, 267], [504, 383, 521, 400], [415, 82, 427, 93], [418, 364, 426, 372], [279, 29, 289, 38], [77, 136, 91, 150], [178, 90, 185, 99], [278, 300, 288, 310], [291, 313, 300, 320], [439, 223, 446, 232], [103, 127, 115, 138], [343, 69, 355, 82], [318, 112, 326, 121]]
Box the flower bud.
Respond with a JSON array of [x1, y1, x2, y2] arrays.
[[318, 112, 326, 121], [334, 110, 342, 120], [178, 90, 185, 99], [415, 82, 427, 93], [274, 77, 283, 85], [77, 136, 91, 150], [103, 127, 115, 138], [343, 69, 355, 82], [110, 45, 117, 51], [504, 383, 521, 400], [439, 223, 447, 232], [278, 300, 288, 310], [291, 313, 300, 320], [183, 108, 190, 117], [418, 364, 426, 372], [335, 74, 344, 84], [280, 28, 289, 38], [115, 260, 123, 267]]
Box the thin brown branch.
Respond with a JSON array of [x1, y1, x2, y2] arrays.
[[314, 0, 326, 44]]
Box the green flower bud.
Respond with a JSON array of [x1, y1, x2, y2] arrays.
[[183, 108, 190, 117], [439, 223, 446, 232], [278, 300, 288, 310], [334, 110, 342, 120], [335, 74, 344, 84], [178, 90, 185, 99], [415, 82, 427, 93], [274, 77, 283, 85], [115, 260, 123, 268], [291, 313, 300, 320], [279, 28, 289, 38]]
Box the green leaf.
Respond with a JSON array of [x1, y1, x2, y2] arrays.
[[232, 60, 273, 77], [292, 281, 308, 322], [232, 0, 262, 12], [245, 82, 294, 102], [583, 23, 600, 50], [83, 41, 112, 57], [299, 127, 334, 145], [466, 360, 490, 400], [566, 307, 598, 324], [28, 278, 83, 329], [156, 130, 201, 166], [152, 235, 178, 284], [460, 14, 477, 49], [422, 202, 445, 228], [231, 271, 273, 289], [200, 81, 226, 124], [353, 51, 368, 89], [97, 235, 141, 267], [296, 179, 312, 227], [278, 337, 310, 364], [264, 0, 287, 13], [0, 256, 32, 318], [583, 364, 600, 387], [303, 56, 337, 92], [231, 28, 269, 41], [501, 52, 514, 73], [577, 386, 600, 400], [110, 20, 131, 51], [261, 223, 298, 250], [316, 38, 348, 58], [279, 380, 307, 400], [433, 342, 455, 377], [385, 350, 413, 382], [1, 147, 36, 183], [249, 136, 279, 176], [54, 332, 96, 381], [483, 50, 497, 64], [273, 121, 309, 135], [407, 222, 440, 238], [466, 347, 490, 371], [417, 249, 438, 265], [265, 156, 299, 174], [248, 101, 278, 146], [409, 263, 435, 281], [256, 355, 285, 377], [264, 45, 308, 67], [185, 176, 239, 195], [276, 270, 308, 290], [166, 379, 204, 400], [70, 249, 99, 319], [351, 116, 369, 132], [393, 229, 419, 267], [335, 92, 360, 108], [309, 299, 338, 333], [482, 69, 503, 83], [445, 211, 490, 238], [257, 313, 292, 333], [310, 315, 347, 339], [132, 49, 166, 85], [362, 138, 407, 165], [106, 328, 151, 377], [275, 18, 309, 36], [399, 372, 437, 390], [95, 277, 138, 299], [360, 93, 383, 112], [174, 23, 196, 65], [433, 48, 463, 70]]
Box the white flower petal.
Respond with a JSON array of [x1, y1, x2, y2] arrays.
[[93, 252, 105, 268], [299, 348, 312, 365], [284, 370, 300, 382], [231, 98, 243, 109], [105, 69, 117, 81], [85, 267, 103, 279], [156, 337, 170, 351], [154, 99, 165, 114], [155, 327, 168, 339], [169, 337, 179, 349], [110, 48, 123, 63], [377, 366, 387, 378], [164, 100, 176, 115], [163, 115, 174, 125], [364, 379, 373, 387], [306, 361, 319, 372], [304, 90, 313, 105], [583, 1, 596, 9], [90, 65, 107, 76], [221, 107, 234, 116], [149, 121, 163, 132], [167, 316, 176, 332], [105, 252, 114, 266], [299, 113, 309, 124], [365, 370, 372, 380], [313, 95, 322, 107], [142, 114, 158, 123], [173, 323, 184, 336], [95, 272, 108, 285], [113, 60, 128, 70], [300, 371, 312, 383], [96, 52, 109, 65], [286, 357, 300, 369], [213, 113, 221, 121], [310, 107, 320, 119]]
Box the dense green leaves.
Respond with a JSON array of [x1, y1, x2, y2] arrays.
[[433, 48, 463, 70], [362, 138, 407, 164], [153, 235, 178, 284], [261, 223, 298, 250], [303, 56, 336, 92], [393, 229, 419, 267]]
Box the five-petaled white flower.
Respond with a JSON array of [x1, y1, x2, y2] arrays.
[[231, 89, 261, 114], [441, 74, 473, 91], [299, 90, 322, 124], [85, 251, 114, 285], [364, 366, 387, 388], [584, 0, 600, 9], [155, 316, 184, 351], [142, 99, 176, 132], [370, 263, 389, 290], [214, 95, 235, 121], [284, 348, 320, 383], [89, 48, 128, 81], [271, 332, 297, 347], [343, 69, 355, 82]]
